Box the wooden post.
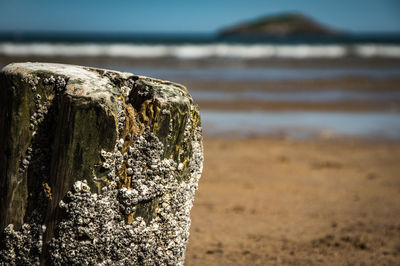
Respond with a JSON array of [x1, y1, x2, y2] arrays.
[[0, 63, 203, 265]]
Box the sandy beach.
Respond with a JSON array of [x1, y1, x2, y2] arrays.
[[185, 137, 400, 265], [0, 55, 399, 265]]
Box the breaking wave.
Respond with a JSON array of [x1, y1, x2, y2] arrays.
[[1, 43, 400, 59]]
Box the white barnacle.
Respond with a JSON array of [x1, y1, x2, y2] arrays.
[[161, 109, 170, 115], [81, 182, 90, 192], [126, 158, 134, 167], [59, 200, 66, 209], [73, 181, 83, 192], [125, 198, 131, 206]]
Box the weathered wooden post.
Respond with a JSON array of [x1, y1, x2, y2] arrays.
[[0, 62, 203, 265]]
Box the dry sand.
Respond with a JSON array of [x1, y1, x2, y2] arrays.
[[185, 137, 400, 265]]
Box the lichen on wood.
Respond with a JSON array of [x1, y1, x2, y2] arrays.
[[0, 62, 203, 265]]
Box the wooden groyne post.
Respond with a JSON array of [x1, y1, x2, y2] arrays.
[[0, 62, 203, 265]]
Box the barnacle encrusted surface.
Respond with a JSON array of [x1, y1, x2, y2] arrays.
[[0, 62, 203, 265]]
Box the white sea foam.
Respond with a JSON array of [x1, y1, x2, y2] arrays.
[[1, 42, 400, 59], [355, 44, 400, 58]]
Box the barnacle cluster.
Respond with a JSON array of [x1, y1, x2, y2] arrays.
[[48, 123, 203, 265], [22, 74, 66, 187], [0, 221, 46, 265]]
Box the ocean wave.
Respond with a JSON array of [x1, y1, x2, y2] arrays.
[[0, 43, 400, 59]]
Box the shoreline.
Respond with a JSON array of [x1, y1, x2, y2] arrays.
[[1, 56, 400, 69]]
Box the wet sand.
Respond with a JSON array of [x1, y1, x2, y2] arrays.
[[184, 78, 400, 92], [196, 100, 400, 112], [186, 77, 400, 112], [185, 137, 400, 265]]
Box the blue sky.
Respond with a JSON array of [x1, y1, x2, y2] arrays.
[[0, 0, 399, 33]]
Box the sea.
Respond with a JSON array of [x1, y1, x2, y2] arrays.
[[1, 32, 400, 140], [1, 32, 400, 59]]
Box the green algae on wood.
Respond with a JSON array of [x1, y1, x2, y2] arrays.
[[0, 62, 203, 265]]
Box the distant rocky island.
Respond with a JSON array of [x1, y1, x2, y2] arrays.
[[219, 13, 342, 37]]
